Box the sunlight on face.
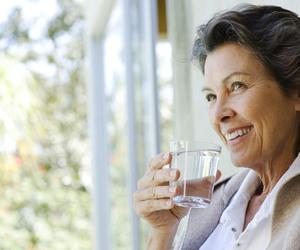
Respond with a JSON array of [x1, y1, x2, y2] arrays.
[[202, 43, 299, 169]]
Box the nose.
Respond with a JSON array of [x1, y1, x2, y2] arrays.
[[210, 97, 235, 124]]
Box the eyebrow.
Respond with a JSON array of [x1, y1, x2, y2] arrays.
[[201, 72, 251, 92]]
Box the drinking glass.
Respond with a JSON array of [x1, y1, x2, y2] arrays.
[[169, 140, 221, 208]]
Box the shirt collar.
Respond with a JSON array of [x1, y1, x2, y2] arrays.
[[220, 170, 260, 227], [220, 153, 300, 230]]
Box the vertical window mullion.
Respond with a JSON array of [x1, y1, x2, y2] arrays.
[[87, 37, 111, 250], [123, 0, 140, 249]]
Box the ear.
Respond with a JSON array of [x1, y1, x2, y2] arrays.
[[292, 88, 300, 111], [294, 95, 300, 112]]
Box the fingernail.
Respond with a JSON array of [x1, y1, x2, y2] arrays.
[[163, 152, 169, 160]]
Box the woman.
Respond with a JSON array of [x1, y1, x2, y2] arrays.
[[134, 4, 300, 250]]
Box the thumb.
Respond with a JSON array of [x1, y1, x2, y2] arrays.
[[216, 169, 222, 182]]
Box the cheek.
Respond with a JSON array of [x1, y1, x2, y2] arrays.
[[235, 93, 266, 120], [247, 102, 294, 151], [207, 108, 222, 137]]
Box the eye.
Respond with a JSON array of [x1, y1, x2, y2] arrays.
[[205, 93, 216, 102], [231, 81, 245, 91]]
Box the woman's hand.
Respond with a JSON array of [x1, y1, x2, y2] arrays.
[[134, 152, 222, 233], [134, 152, 222, 249], [133, 152, 188, 235]]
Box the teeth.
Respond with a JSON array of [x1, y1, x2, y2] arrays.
[[225, 127, 252, 141]]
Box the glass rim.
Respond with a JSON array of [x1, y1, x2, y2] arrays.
[[169, 140, 222, 153]]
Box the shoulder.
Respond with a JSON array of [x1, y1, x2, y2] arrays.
[[268, 174, 300, 249], [272, 173, 300, 227]]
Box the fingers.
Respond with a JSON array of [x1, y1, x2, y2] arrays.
[[148, 152, 171, 171], [134, 185, 177, 201], [134, 152, 222, 218], [134, 152, 178, 217], [137, 152, 174, 189], [134, 198, 174, 216], [137, 168, 179, 189]]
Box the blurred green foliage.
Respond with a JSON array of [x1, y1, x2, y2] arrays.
[[0, 1, 174, 249], [0, 0, 91, 249]]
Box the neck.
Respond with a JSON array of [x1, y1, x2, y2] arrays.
[[253, 152, 296, 196]]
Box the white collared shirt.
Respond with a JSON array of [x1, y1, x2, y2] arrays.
[[199, 153, 300, 250]]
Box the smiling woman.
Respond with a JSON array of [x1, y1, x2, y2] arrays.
[[134, 4, 300, 250], [202, 43, 299, 171]]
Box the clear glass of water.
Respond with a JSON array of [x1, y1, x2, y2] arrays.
[[169, 140, 221, 208]]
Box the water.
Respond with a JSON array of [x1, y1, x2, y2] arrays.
[[173, 195, 210, 208], [170, 150, 220, 208]]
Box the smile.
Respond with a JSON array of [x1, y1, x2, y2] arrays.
[[224, 126, 253, 142]]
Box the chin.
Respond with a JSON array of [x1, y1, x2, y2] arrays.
[[230, 154, 250, 167]]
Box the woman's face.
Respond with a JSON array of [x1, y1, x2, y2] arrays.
[[202, 43, 300, 168]]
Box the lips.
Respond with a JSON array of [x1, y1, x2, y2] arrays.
[[222, 126, 253, 142]]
